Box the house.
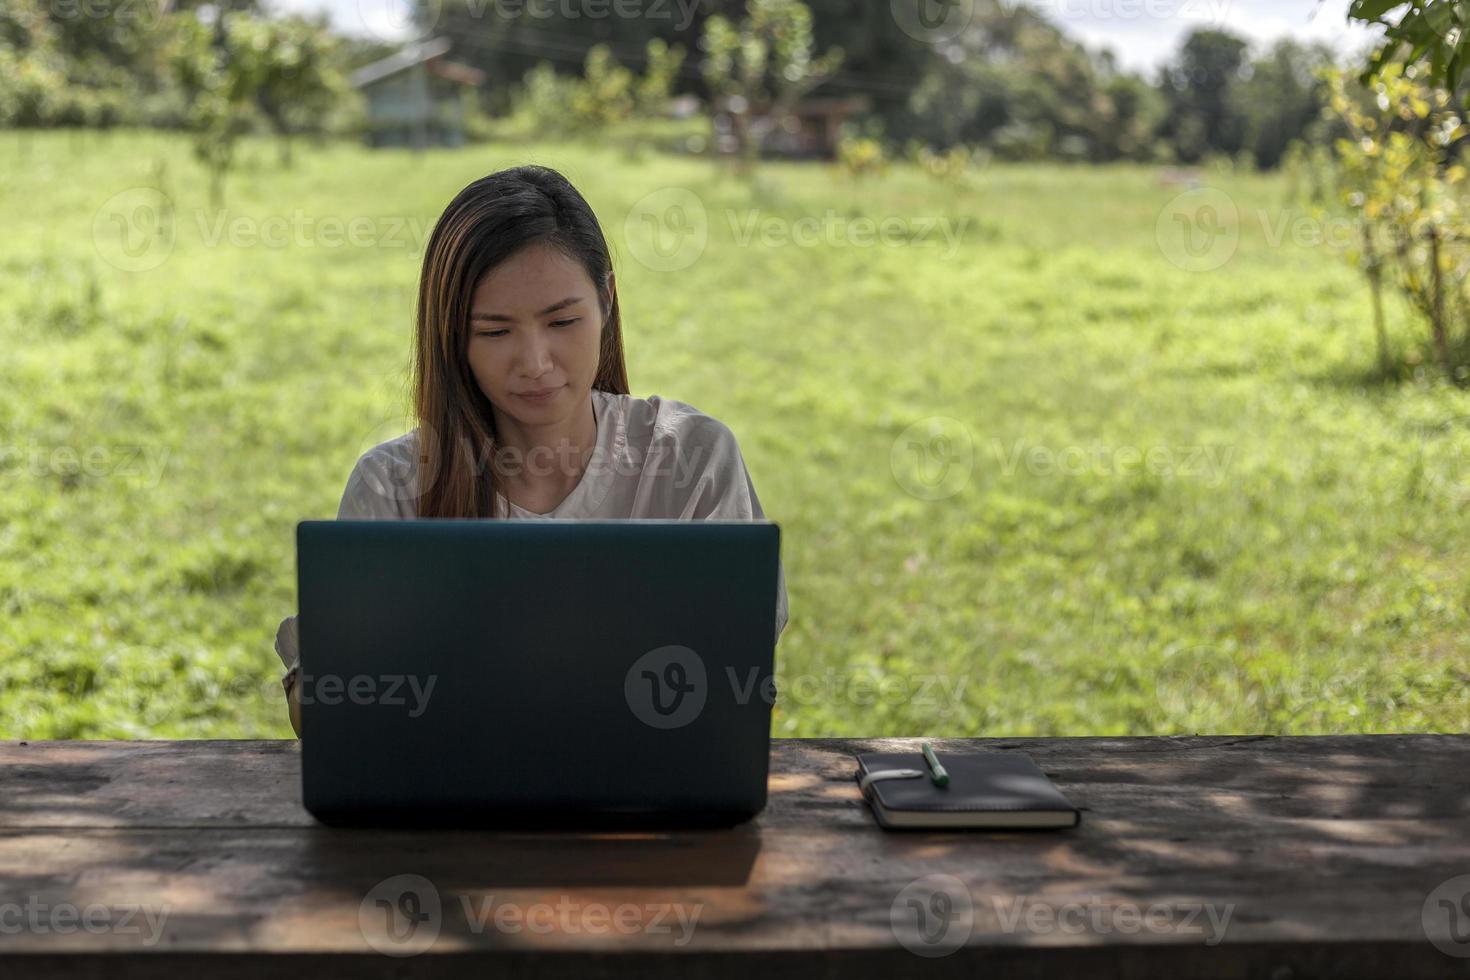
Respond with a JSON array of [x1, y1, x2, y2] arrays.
[[350, 38, 486, 149], [711, 94, 872, 160]]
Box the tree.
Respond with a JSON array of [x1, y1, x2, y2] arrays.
[[1, 0, 176, 126], [427, 0, 706, 116], [1238, 39, 1336, 169], [1323, 65, 1470, 379], [508, 39, 686, 142], [700, 0, 844, 175], [169, 13, 257, 206], [0, 0, 66, 127], [1157, 28, 1249, 163], [247, 16, 351, 165], [1349, 0, 1470, 98], [900, 7, 1164, 163], [169, 12, 350, 202]]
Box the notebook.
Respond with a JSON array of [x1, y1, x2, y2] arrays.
[[854, 750, 1081, 829]]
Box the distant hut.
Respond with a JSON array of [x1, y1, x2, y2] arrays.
[[350, 38, 486, 149], [711, 94, 872, 160]]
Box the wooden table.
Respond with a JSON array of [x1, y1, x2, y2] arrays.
[[1, 736, 1467, 978]]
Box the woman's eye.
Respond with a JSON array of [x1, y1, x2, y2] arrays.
[[474, 318, 576, 337]]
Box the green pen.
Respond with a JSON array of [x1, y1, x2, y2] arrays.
[[920, 742, 949, 787]]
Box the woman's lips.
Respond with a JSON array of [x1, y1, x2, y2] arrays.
[[516, 385, 563, 402]]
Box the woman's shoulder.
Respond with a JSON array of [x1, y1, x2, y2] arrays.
[[600, 389, 738, 453], [338, 430, 422, 519], [357, 429, 421, 471], [350, 395, 740, 470]]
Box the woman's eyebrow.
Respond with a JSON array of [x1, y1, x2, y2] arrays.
[[471, 296, 585, 322]]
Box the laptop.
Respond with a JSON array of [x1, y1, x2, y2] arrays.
[[295, 518, 782, 828]]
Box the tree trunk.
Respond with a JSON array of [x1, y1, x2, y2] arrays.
[[732, 109, 756, 178], [1428, 224, 1452, 372], [1361, 223, 1391, 376]]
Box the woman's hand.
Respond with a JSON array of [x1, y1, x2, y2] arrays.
[[287, 672, 302, 738], [276, 616, 302, 737]]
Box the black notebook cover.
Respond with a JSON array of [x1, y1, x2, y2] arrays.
[[855, 750, 1081, 830]]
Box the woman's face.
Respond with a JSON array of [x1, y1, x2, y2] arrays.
[[466, 241, 608, 426]]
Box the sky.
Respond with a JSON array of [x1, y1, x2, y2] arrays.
[[264, 0, 1386, 74], [1035, 0, 1384, 72]]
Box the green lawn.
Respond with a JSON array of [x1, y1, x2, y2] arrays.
[[1, 129, 1466, 738]]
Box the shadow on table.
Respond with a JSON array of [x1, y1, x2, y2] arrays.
[[298, 823, 765, 888]]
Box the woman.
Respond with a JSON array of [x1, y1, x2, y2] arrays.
[[275, 165, 789, 737]]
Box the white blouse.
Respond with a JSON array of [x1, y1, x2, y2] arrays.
[[274, 388, 790, 676]]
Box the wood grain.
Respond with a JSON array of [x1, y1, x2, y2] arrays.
[[0, 736, 1467, 979]]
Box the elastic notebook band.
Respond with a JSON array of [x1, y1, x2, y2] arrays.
[[858, 768, 926, 795]]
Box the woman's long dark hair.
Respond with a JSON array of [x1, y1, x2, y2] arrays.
[[413, 165, 629, 518]]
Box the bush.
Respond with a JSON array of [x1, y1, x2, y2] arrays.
[[905, 140, 983, 184], [836, 135, 887, 178], [504, 41, 690, 145], [0, 48, 67, 126]]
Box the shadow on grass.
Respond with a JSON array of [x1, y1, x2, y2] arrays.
[[1308, 346, 1470, 391]]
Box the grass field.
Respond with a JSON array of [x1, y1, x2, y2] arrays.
[[1, 129, 1466, 738]]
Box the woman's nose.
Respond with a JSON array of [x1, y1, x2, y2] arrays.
[[518, 336, 554, 375]]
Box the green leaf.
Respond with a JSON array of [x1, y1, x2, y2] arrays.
[[1425, 2, 1458, 35], [1350, 0, 1410, 21]]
